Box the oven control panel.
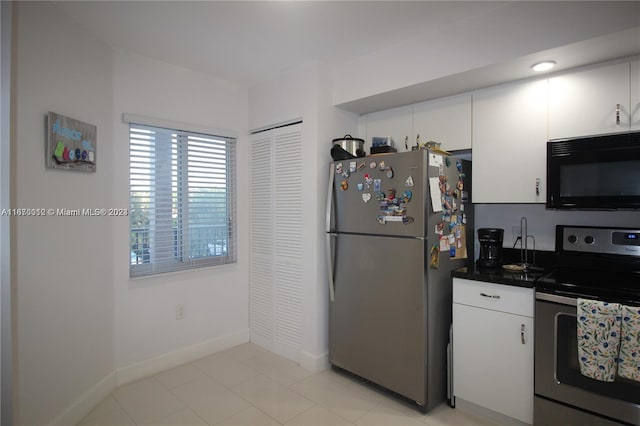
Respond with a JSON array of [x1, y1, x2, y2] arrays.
[[560, 226, 640, 257]]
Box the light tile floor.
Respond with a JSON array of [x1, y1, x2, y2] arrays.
[[79, 343, 498, 426]]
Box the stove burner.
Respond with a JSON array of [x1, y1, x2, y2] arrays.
[[536, 267, 640, 304], [537, 225, 640, 305]]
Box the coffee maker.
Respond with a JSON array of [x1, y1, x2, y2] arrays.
[[476, 228, 504, 268]]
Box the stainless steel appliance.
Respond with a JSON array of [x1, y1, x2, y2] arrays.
[[546, 131, 640, 209], [326, 150, 473, 411], [535, 225, 640, 425], [476, 228, 504, 268], [332, 134, 366, 158]]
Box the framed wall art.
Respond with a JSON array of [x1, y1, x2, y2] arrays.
[[46, 112, 97, 173]]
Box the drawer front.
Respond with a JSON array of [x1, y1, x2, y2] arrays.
[[453, 278, 534, 317]]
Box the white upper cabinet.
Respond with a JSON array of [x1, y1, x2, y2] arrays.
[[362, 95, 473, 153], [472, 79, 548, 203], [412, 94, 472, 151], [360, 60, 635, 204], [549, 62, 631, 139], [631, 60, 640, 131], [363, 105, 412, 152]]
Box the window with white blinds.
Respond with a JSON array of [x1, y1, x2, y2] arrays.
[[129, 123, 236, 277]]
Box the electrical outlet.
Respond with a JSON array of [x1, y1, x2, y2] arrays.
[[175, 304, 185, 320]]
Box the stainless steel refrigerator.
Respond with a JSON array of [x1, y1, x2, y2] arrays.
[[326, 149, 473, 411]]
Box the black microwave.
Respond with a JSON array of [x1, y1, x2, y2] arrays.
[[547, 131, 640, 209]]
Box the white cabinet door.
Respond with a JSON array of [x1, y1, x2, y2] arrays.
[[250, 124, 304, 352], [472, 79, 548, 203], [631, 61, 640, 131], [412, 94, 472, 151], [549, 62, 631, 139], [363, 105, 412, 152], [453, 303, 534, 424]]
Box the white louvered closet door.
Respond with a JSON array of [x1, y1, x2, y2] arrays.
[[250, 123, 303, 353], [250, 133, 274, 343]]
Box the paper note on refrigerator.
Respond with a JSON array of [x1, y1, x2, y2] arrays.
[[429, 177, 443, 212], [451, 225, 468, 260], [439, 236, 450, 252], [429, 153, 443, 168]]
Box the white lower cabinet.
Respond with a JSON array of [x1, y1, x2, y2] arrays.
[[453, 278, 534, 424]]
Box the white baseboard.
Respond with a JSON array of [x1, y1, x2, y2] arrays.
[[249, 333, 329, 374], [49, 329, 250, 425], [116, 329, 250, 386], [299, 350, 329, 373], [455, 397, 532, 426], [249, 332, 274, 353], [50, 371, 116, 426], [273, 342, 302, 365]]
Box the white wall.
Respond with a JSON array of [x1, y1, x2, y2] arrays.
[[475, 204, 640, 252], [13, 3, 114, 425], [13, 3, 251, 424], [315, 63, 359, 358], [112, 49, 250, 374], [248, 61, 357, 370]]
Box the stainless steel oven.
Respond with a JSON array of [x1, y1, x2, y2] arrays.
[[534, 226, 640, 426]]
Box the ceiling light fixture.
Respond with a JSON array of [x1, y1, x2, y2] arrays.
[[531, 61, 556, 72]]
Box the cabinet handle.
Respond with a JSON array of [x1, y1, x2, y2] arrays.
[[616, 104, 621, 125], [480, 292, 500, 299], [521, 324, 526, 344], [536, 178, 540, 196]]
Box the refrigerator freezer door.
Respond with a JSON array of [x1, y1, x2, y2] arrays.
[[330, 151, 427, 237], [329, 233, 426, 405]]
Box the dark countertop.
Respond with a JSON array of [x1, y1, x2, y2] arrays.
[[451, 248, 557, 289], [451, 266, 544, 288]]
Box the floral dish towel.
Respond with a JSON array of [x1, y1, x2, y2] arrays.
[[577, 298, 622, 382], [618, 304, 640, 382]]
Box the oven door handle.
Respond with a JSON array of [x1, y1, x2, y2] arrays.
[[535, 292, 577, 306]]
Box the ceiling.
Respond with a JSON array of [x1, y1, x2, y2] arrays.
[[54, 1, 640, 113], [54, 1, 511, 86]]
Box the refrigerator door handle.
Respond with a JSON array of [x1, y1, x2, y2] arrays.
[[326, 233, 336, 302], [326, 162, 334, 233], [326, 162, 336, 301]]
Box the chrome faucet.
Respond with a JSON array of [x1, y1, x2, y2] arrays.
[[519, 216, 535, 271], [520, 217, 528, 267]]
